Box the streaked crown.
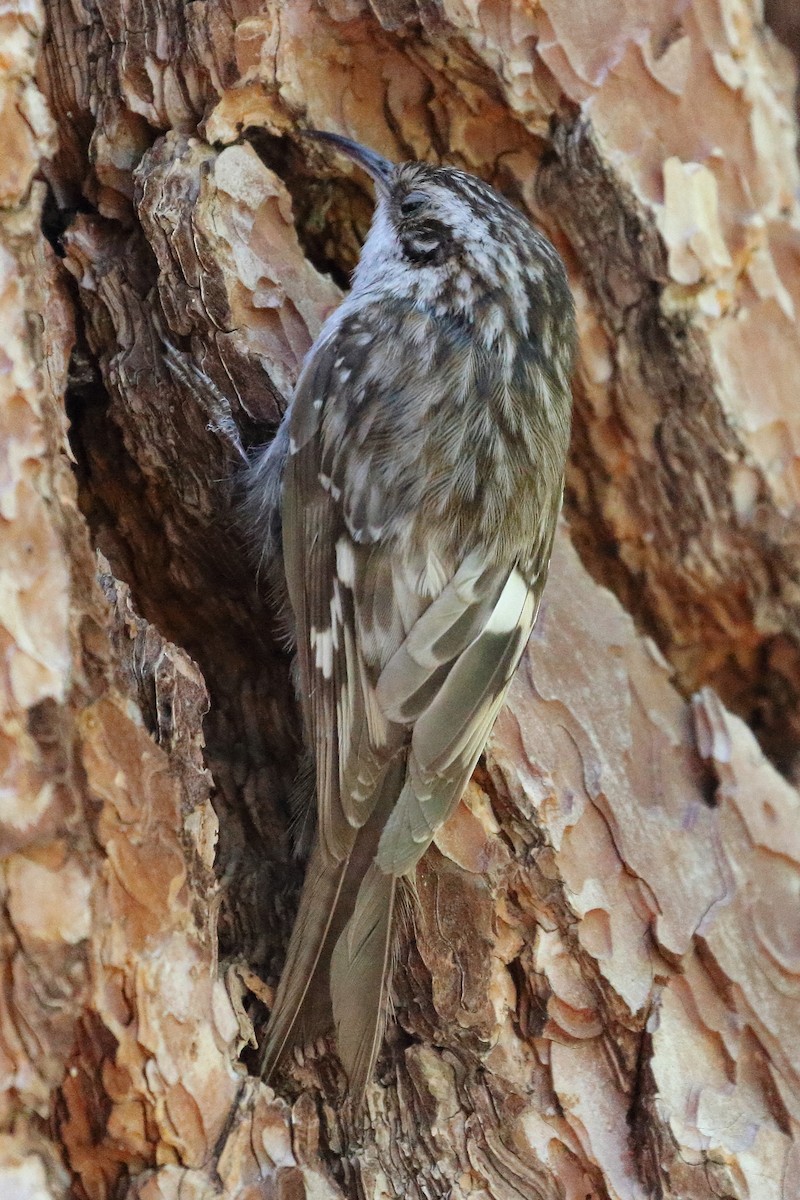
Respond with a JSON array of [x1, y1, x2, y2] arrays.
[[306, 131, 575, 375]]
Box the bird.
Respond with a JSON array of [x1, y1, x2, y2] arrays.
[[242, 131, 576, 1099]]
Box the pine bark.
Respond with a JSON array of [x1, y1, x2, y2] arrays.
[[2, 1, 799, 1197]]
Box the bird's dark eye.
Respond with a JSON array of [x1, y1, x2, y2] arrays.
[[399, 191, 428, 219]]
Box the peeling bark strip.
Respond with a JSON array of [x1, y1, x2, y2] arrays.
[[0, 0, 798, 1197], [539, 118, 800, 769]]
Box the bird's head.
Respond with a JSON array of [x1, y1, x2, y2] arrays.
[[304, 131, 575, 365]]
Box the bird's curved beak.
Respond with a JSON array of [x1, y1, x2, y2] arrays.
[[303, 130, 394, 196]]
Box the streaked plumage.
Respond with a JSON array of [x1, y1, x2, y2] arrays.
[[244, 133, 575, 1098]]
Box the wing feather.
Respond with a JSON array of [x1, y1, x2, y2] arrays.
[[375, 572, 539, 876], [375, 552, 510, 722], [283, 339, 401, 859]]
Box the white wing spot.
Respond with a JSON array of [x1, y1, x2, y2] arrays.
[[319, 472, 342, 500], [330, 579, 343, 630], [336, 538, 356, 587], [487, 570, 530, 634], [310, 625, 334, 678]]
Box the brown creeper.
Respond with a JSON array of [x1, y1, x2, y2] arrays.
[[245, 133, 575, 1097]]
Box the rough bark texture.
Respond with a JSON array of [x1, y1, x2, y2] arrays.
[[2, 1, 799, 1197]]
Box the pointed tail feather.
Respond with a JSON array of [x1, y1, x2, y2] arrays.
[[261, 755, 408, 1089], [330, 861, 397, 1099], [328, 754, 408, 1095], [259, 837, 351, 1079]]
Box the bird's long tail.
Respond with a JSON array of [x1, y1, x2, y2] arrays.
[[260, 757, 406, 1096], [330, 860, 397, 1096], [259, 836, 350, 1079]]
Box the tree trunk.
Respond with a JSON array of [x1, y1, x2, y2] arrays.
[[2, 1, 799, 1197]]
